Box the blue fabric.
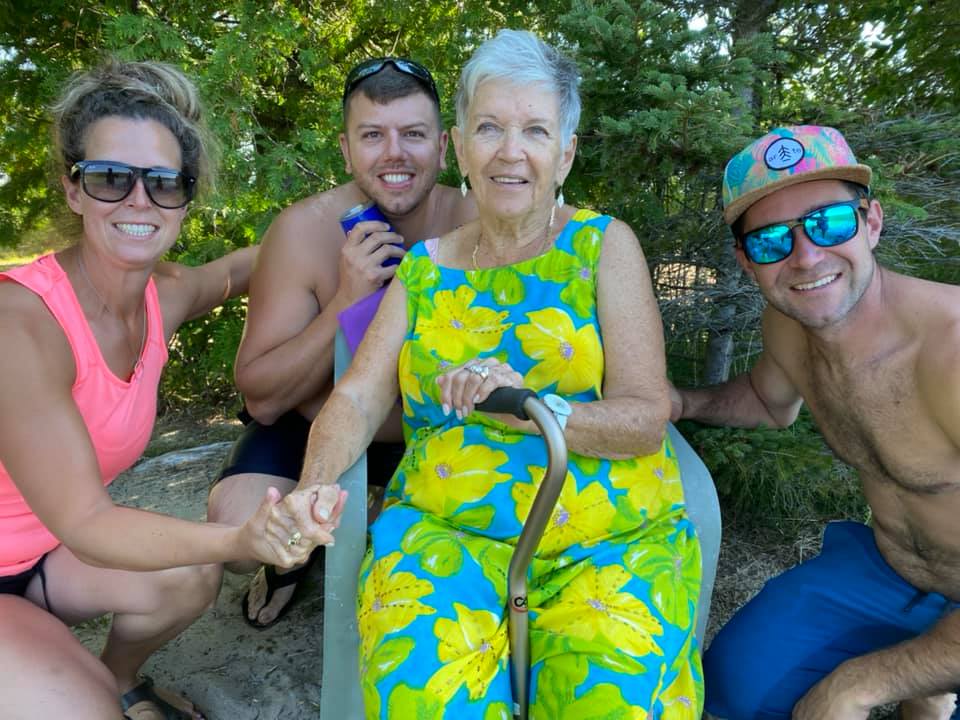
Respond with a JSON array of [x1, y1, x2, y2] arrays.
[[704, 521, 959, 719]]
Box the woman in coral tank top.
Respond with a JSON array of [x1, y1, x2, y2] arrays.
[[0, 60, 344, 719]]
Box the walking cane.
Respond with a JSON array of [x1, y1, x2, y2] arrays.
[[475, 388, 569, 720]]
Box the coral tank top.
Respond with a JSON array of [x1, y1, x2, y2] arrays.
[[0, 254, 167, 575]]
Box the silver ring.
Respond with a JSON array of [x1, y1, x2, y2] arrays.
[[466, 364, 489, 380], [287, 531, 303, 547]]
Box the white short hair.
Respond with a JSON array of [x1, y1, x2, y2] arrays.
[[455, 29, 581, 150]]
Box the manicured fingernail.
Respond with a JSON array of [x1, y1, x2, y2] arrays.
[[442, 403, 450, 415], [461, 406, 469, 417], [317, 507, 330, 520], [473, 394, 480, 403]]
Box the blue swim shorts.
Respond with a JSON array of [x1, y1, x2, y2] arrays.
[[704, 520, 959, 719]]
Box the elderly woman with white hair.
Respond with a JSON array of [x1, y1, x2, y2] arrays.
[[288, 29, 703, 718]]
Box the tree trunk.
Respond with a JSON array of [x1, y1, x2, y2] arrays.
[[702, 0, 776, 384], [704, 306, 736, 384]]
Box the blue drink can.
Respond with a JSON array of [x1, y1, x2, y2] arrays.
[[338, 201, 402, 267]]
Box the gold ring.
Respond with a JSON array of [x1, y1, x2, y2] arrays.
[[287, 531, 303, 547]]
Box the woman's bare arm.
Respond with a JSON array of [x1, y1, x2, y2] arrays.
[[154, 244, 259, 340], [297, 276, 409, 492], [560, 218, 672, 459], [0, 285, 304, 571]]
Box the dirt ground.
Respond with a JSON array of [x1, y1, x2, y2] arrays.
[[73, 413, 893, 719], [74, 436, 333, 718]]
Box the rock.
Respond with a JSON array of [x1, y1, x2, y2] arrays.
[[73, 443, 328, 719]]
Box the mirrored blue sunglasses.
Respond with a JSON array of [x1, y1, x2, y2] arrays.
[[740, 198, 870, 265]]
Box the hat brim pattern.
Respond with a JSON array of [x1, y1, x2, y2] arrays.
[[723, 165, 872, 225]]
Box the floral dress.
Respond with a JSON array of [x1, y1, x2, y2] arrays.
[[358, 209, 703, 719]]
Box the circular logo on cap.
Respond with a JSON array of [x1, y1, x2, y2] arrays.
[[764, 137, 805, 171]]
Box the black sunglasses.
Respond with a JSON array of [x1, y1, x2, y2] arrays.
[[740, 198, 870, 265], [342, 57, 439, 107], [70, 160, 196, 209]]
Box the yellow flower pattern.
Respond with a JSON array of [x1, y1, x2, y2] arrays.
[[359, 213, 702, 718], [426, 603, 509, 701], [659, 662, 701, 720], [402, 426, 510, 517], [609, 451, 683, 520], [416, 285, 511, 364], [536, 564, 664, 658], [649, 631, 703, 720], [358, 552, 436, 660], [512, 467, 616, 556], [516, 308, 602, 394]]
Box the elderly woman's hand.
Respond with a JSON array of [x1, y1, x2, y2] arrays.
[[436, 358, 531, 427], [237, 487, 308, 568], [241, 485, 346, 569]]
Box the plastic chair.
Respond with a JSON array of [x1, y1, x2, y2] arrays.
[[668, 423, 721, 647], [320, 330, 721, 719], [318, 331, 369, 719]]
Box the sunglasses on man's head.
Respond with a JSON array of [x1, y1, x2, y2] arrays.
[[342, 57, 439, 107], [739, 198, 870, 265], [70, 160, 196, 209]]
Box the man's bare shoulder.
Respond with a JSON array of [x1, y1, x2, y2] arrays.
[[876, 270, 960, 436], [921, 312, 960, 376], [262, 181, 367, 253], [886, 270, 960, 351], [909, 275, 960, 395], [891, 270, 960, 319]]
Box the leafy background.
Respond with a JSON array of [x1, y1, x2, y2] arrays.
[[2, 0, 958, 528]]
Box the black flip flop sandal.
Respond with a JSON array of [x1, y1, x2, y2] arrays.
[[121, 675, 204, 719], [240, 548, 322, 630]]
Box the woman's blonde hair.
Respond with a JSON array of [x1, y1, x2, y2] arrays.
[[51, 57, 217, 196]]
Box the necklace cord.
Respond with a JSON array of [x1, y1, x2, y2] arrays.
[[471, 220, 554, 271], [76, 251, 147, 370]]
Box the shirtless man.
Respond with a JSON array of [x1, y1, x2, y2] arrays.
[[207, 58, 476, 628], [672, 126, 960, 719]]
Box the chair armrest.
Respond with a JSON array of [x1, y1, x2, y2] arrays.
[[320, 330, 367, 718]]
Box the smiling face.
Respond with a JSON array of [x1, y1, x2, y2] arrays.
[[737, 179, 883, 329], [339, 91, 447, 218], [452, 79, 576, 225], [62, 116, 188, 267]]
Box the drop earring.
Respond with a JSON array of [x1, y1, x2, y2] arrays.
[[460, 176, 469, 197], [556, 186, 565, 208]]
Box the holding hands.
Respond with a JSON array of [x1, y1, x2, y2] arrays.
[[241, 484, 347, 568]]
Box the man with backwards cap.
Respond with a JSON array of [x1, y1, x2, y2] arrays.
[[208, 58, 476, 628], [673, 126, 960, 719]]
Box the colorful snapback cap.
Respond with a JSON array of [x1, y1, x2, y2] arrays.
[[722, 125, 872, 225]]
